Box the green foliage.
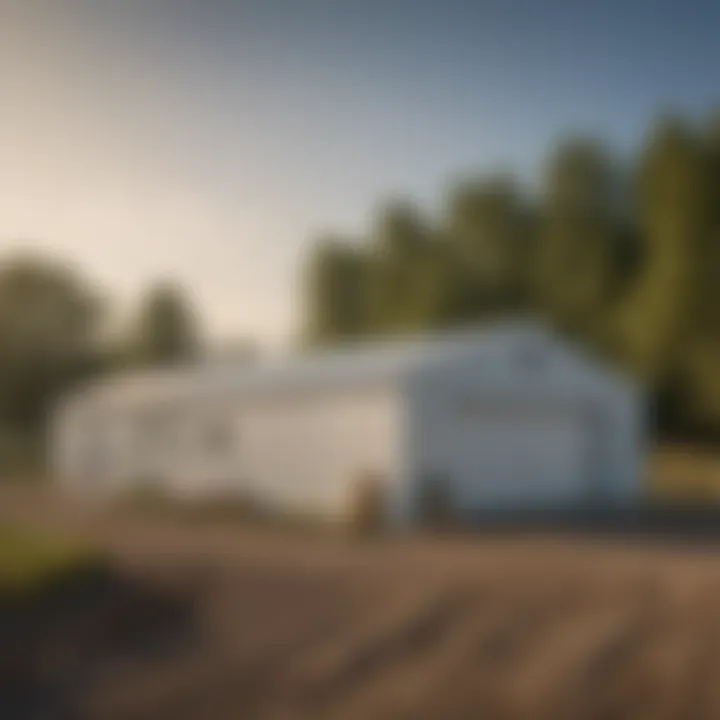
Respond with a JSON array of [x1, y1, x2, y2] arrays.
[[446, 175, 532, 315], [366, 201, 436, 334], [537, 139, 621, 344], [302, 236, 368, 345], [129, 282, 200, 366], [0, 524, 101, 597], [301, 111, 720, 438], [0, 254, 102, 445], [0, 256, 204, 475], [617, 118, 709, 383], [678, 116, 720, 428]]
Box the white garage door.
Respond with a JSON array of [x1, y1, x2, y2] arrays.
[[440, 404, 589, 511]]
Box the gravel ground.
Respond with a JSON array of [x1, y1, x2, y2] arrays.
[[2, 485, 720, 719]]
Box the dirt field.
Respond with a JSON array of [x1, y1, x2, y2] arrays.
[[4, 487, 720, 719]]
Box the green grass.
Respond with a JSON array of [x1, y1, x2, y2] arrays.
[[0, 524, 102, 598]]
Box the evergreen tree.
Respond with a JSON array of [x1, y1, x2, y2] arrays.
[[131, 282, 201, 366]]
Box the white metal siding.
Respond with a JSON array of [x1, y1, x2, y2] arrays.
[[411, 396, 590, 514], [403, 336, 642, 518], [190, 384, 404, 521], [53, 323, 643, 523]]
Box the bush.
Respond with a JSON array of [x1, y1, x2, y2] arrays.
[[0, 524, 103, 599]]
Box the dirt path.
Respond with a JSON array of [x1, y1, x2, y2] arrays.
[[3, 485, 720, 719]]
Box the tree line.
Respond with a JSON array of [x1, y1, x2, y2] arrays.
[[302, 113, 720, 441], [0, 256, 199, 474], [3, 110, 720, 476]]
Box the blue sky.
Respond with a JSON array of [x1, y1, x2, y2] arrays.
[[1, 0, 718, 344]]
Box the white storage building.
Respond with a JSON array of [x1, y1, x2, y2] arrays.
[[52, 322, 644, 526]]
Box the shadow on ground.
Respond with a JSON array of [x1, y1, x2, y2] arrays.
[[0, 567, 199, 720], [463, 503, 720, 542], [7, 485, 720, 719]]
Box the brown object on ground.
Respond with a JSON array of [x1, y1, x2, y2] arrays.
[[4, 485, 720, 719], [346, 471, 386, 535]]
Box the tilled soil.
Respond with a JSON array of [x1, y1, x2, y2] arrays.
[[3, 487, 720, 719]]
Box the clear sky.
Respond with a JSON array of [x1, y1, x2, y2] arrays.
[[1, 0, 719, 345]]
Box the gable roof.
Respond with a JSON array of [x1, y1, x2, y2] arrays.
[[59, 319, 630, 415]]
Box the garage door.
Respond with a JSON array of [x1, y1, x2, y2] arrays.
[[442, 405, 588, 510]]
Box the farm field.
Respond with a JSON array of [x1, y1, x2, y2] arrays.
[[3, 485, 720, 719]]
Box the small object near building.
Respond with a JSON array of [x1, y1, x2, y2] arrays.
[[51, 322, 644, 526]]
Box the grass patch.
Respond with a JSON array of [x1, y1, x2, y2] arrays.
[[0, 524, 103, 600]]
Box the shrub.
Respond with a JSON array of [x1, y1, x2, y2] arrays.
[[0, 524, 103, 599]]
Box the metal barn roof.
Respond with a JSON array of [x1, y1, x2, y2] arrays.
[[64, 321, 557, 413]]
